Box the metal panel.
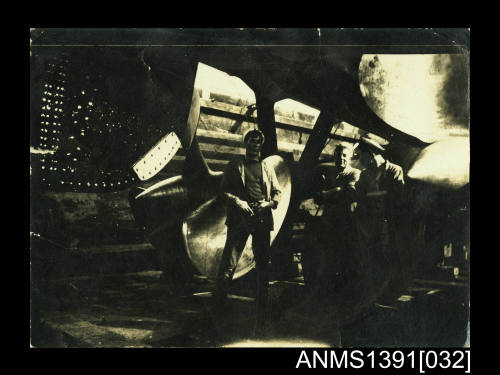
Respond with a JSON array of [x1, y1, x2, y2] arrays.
[[132, 132, 181, 181]]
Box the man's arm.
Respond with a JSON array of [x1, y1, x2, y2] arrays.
[[219, 161, 237, 204], [257, 161, 282, 210], [317, 169, 360, 203], [268, 162, 281, 209], [386, 162, 405, 196], [219, 160, 254, 215]]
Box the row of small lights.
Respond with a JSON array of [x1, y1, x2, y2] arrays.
[[39, 71, 137, 190], [39, 61, 79, 177], [40, 175, 136, 189], [39, 64, 65, 150], [40, 179, 134, 187]]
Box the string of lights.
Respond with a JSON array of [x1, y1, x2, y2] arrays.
[[33, 53, 146, 193]]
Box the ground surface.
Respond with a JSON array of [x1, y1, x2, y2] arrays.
[[31, 269, 469, 348]]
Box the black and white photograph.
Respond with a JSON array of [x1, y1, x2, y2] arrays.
[[29, 28, 470, 349]]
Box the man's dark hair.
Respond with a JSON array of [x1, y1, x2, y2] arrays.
[[243, 129, 265, 144]]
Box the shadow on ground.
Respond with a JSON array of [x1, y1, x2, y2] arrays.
[[31, 271, 468, 348]]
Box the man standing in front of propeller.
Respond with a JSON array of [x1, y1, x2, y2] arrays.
[[311, 143, 361, 305], [354, 137, 405, 299], [214, 128, 281, 335]]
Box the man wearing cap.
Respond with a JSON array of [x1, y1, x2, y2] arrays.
[[214, 129, 281, 330], [354, 137, 405, 279], [309, 144, 361, 301]]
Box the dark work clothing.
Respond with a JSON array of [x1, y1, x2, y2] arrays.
[[244, 160, 265, 203], [355, 160, 405, 278], [356, 160, 405, 234], [356, 160, 404, 194], [319, 166, 361, 224], [215, 216, 272, 314], [220, 155, 281, 231], [311, 165, 361, 300], [215, 155, 281, 322]]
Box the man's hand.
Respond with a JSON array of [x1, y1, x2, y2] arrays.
[[236, 199, 254, 216], [316, 187, 342, 203], [256, 200, 274, 212]]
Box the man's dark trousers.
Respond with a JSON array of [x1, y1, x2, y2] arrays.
[[214, 210, 272, 322]]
